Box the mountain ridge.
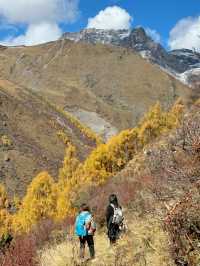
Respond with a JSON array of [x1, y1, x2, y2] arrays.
[[0, 39, 192, 136], [61, 27, 200, 88], [0, 38, 192, 195]]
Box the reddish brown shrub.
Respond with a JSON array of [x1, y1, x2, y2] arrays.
[[1, 234, 37, 266], [0, 218, 75, 266], [165, 181, 200, 266], [73, 177, 138, 225]]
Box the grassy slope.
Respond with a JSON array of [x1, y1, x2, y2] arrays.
[[0, 41, 192, 133], [38, 105, 200, 266], [39, 215, 174, 266], [0, 40, 192, 196], [0, 79, 97, 196], [0, 40, 198, 264]]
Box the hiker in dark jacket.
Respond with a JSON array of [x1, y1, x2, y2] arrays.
[[106, 194, 124, 244], [75, 203, 96, 260]]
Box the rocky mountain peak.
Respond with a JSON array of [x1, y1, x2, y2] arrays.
[[61, 27, 200, 88], [168, 49, 200, 71], [129, 27, 149, 42], [61, 27, 158, 48], [61, 28, 130, 45]]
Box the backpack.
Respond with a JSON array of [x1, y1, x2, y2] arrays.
[[110, 204, 124, 225], [75, 212, 91, 237], [88, 217, 97, 235]]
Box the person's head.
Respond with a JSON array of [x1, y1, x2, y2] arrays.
[[109, 194, 119, 207], [80, 203, 90, 213]]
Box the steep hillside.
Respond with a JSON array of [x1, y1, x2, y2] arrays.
[[0, 79, 97, 196], [1, 100, 199, 266], [62, 28, 200, 89], [0, 40, 191, 140], [0, 38, 198, 266], [35, 104, 200, 266]]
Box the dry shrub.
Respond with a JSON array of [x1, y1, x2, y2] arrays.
[[165, 181, 200, 266], [38, 215, 175, 266], [0, 218, 75, 266], [141, 107, 200, 192], [74, 177, 138, 225], [1, 234, 37, 266]]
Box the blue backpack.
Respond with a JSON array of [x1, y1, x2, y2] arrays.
[[75, 211, 91, 237]]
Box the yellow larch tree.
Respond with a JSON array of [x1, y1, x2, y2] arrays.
[[58, 144, 80, 187], [79, 128, 139, 185], [138, 102, 166, 145], [166, 98, 184, 128], [138, 101, 184, 145], [0, 184, 12, 238], [55, 144, 80, 220], [12, 172, 57, 233], [8, 100, 185, 227]]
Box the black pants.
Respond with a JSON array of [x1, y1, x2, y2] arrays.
[[79, 235, 95, 258], [108, 223, 120, 244]]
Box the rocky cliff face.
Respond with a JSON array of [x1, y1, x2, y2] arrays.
[[62, 28, 130, 46], [61, 28, 200, 88], [168, 49, 200, 72], [61, 27, 167, 62]]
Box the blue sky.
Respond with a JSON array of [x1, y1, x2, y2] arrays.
[[70, 0, 199, 42], [0, 0, 199, 50]]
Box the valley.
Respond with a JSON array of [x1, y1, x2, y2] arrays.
[[0, 26, 199, 266]]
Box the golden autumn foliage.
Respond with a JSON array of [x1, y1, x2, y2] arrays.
[[0, 184, 12, 238], [13, 195, 21, 211], [0, 209, 12, 238], [55, 185, 75, 221], [61, 109, 103, 146], [0, 135, 12, 147], [138, 100, 184, 145], [80, 128, 139, 184], [53, 101, 185, 221], [58, 144, 80, 186], [0, 101, 185, 235], [72, 101, 184, 186], [29, 90, 102, 145], [55, 145, 80, 220], [45, 94, 102, 145], [12, 172, 57, 233], [0, 184, 9, 209], [56, 130, 70, 146], [168, 98, 185, 125]]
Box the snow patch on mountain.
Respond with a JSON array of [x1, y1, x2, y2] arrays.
[[178, 68, 200, 86], [61, 28, 200, 88], [62, 29, 131, 46]]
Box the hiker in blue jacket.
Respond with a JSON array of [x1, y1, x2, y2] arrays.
[[75, 203, 96, 259]]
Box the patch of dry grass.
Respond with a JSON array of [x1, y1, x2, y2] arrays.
[[38, 215, 175, 266]]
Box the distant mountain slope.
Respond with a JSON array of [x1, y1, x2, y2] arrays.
[[0, 39, 192, 141], [0, 79, 97, 196], [61, 28, 200, 88]]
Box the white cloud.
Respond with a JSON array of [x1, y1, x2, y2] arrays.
[[87, 6, 133, 30], [0, 0, 79, 24], [2, 22, 62, 46], [169, 16, 200, 51], [63, 0, 80, 23], [145, 27, 161, 43], [0, 0, 58, 24], [0, 0, 80, 46]]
